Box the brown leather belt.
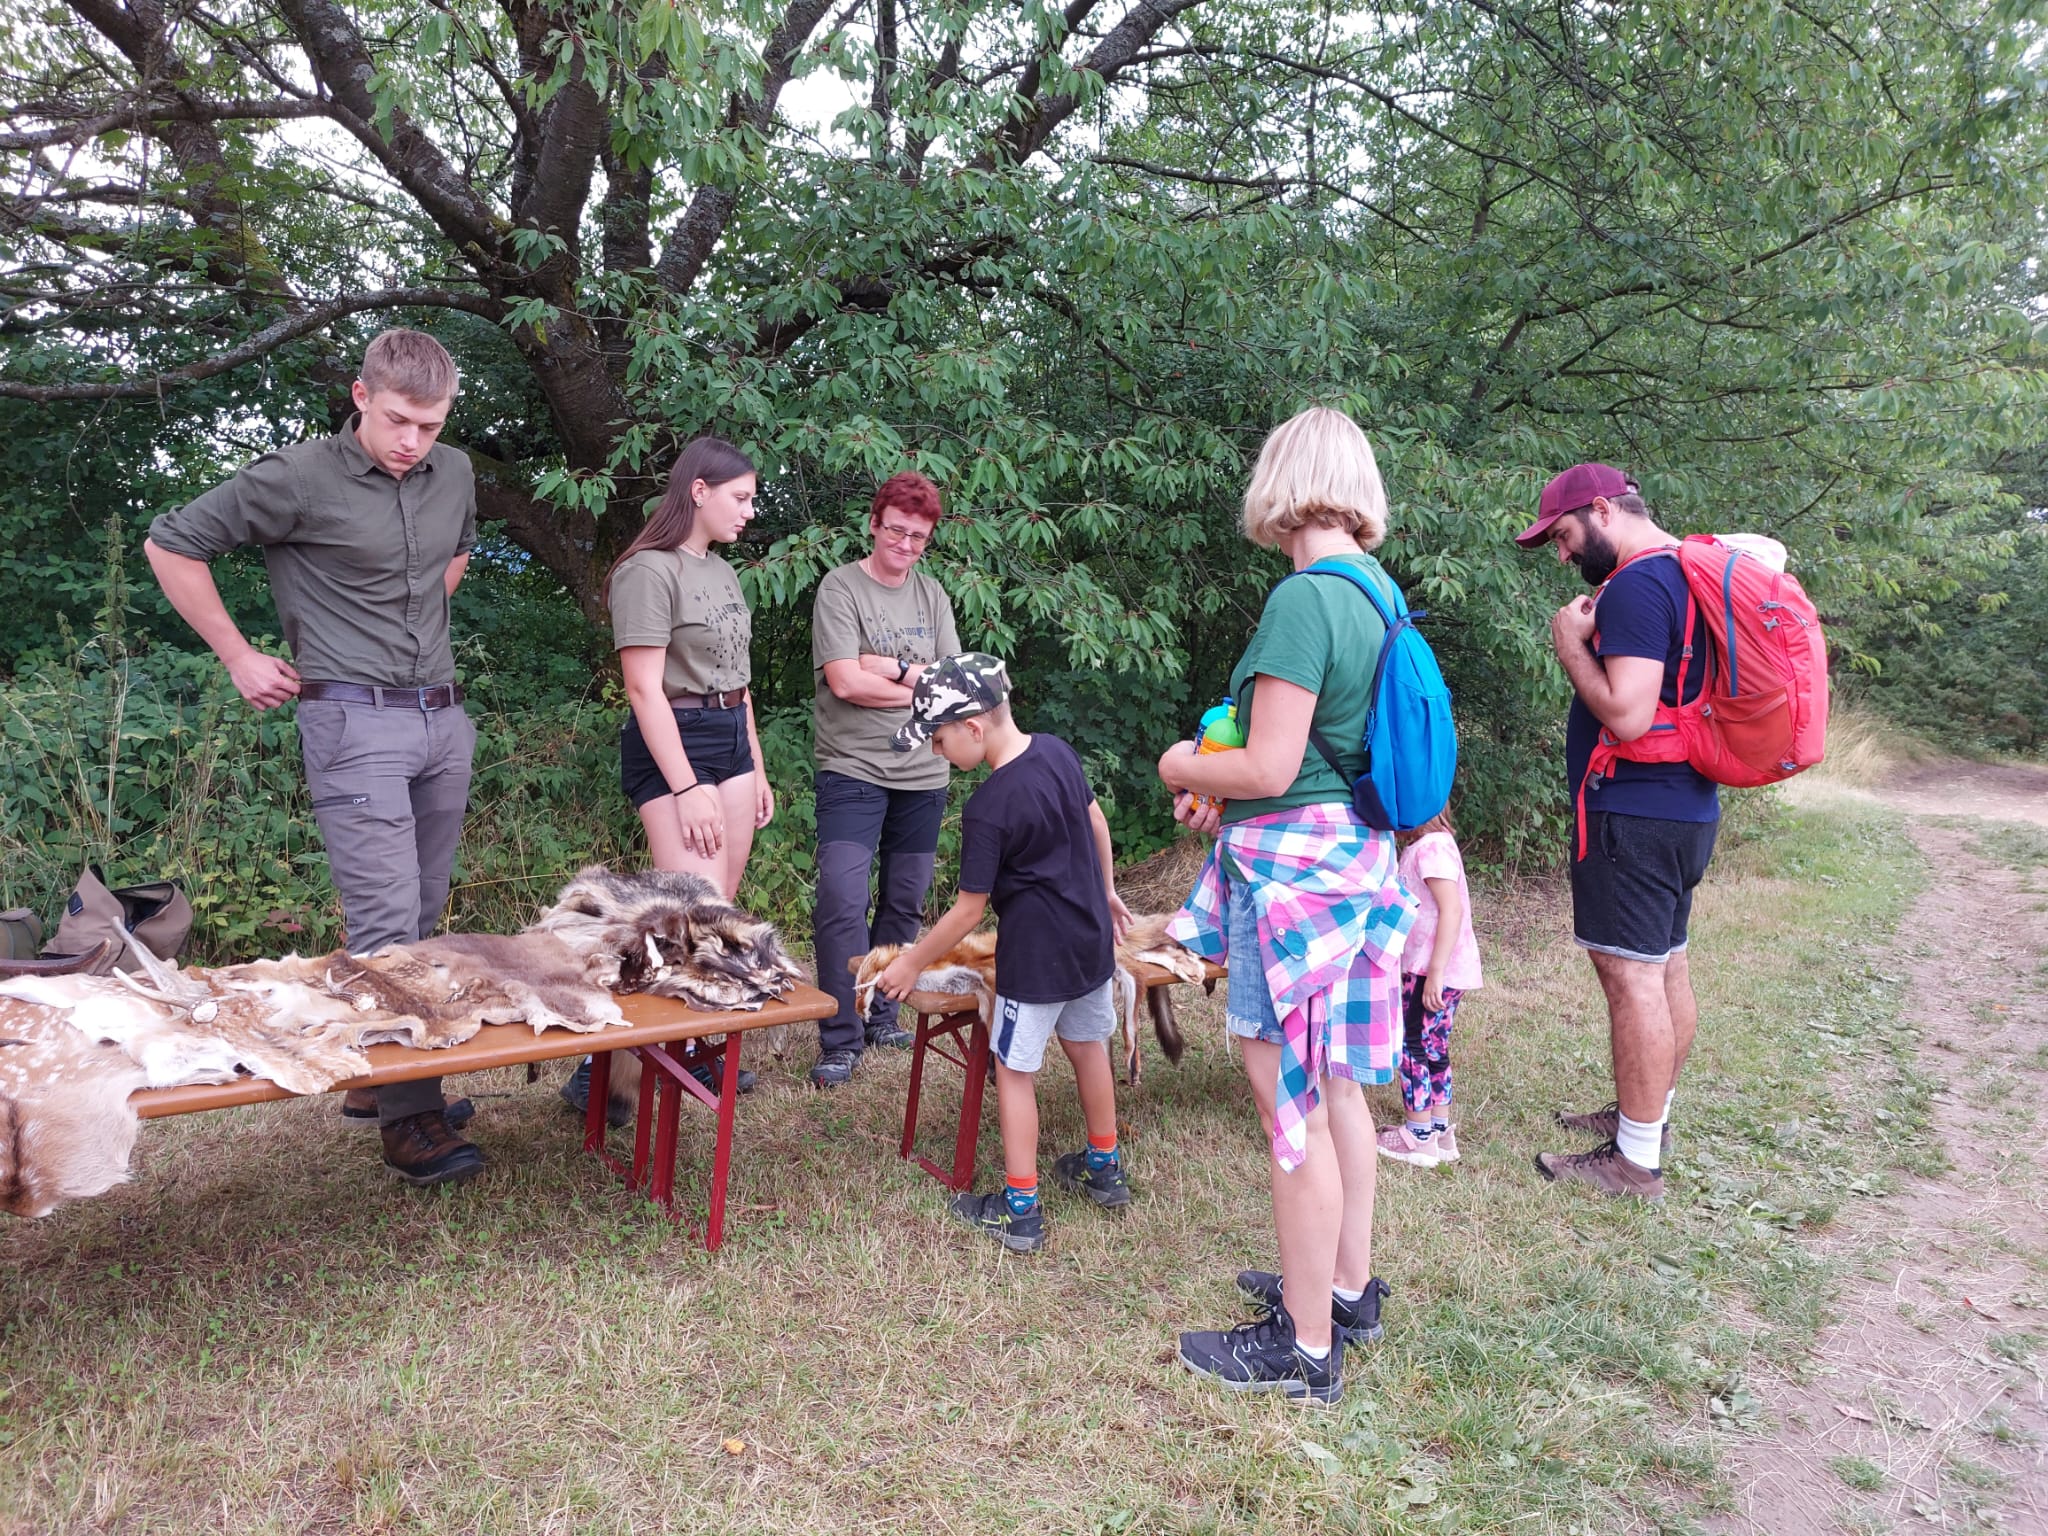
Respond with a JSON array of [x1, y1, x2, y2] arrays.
[[671, 689, 745, 710], [299, 681, 465, 709]]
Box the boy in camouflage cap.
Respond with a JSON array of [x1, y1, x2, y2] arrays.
[[880, 653, 1135, 1251]]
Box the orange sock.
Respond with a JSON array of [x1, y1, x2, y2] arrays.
[[1088, 1131, 1117, 1153], [1004, 1173, 1038, 1212]]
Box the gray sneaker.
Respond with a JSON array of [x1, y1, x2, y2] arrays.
[[808, 1047, 862, 1088], [1050, 1148, 1131, 1209]]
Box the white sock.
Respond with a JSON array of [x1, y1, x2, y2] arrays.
[[1297, 1339, 1329, 1361], [1616, 1111, 1664, 1171], [1333, 1284, 1364, 1303]]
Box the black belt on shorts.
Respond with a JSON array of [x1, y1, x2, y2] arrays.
[[299, 681, 465, 710], [671, 689, 745, 710]]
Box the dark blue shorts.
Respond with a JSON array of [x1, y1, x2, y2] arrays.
[[1570, 811, 1718, 963]]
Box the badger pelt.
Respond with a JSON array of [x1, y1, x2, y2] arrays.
[[0, 1003, 150, 1217], [849, 918, 1206, 1086], [532, 865, 804, 1012]]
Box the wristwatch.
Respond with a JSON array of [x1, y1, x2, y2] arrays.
[[895, 657, 911, 683]]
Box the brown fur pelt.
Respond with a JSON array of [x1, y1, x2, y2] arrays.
[[0, 867, 804, 1217], [849, 916, 1205, 1086]]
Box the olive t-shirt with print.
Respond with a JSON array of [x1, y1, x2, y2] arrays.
[[1223, 553, 1394, 824], [810, 562, 959, 790], [608, 548, 751, 695]]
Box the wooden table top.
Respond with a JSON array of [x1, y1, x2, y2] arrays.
[[129, 983, 838, 1120]]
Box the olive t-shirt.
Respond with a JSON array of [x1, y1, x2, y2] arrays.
[[608, 548, 751, 695], [810, 562, 959, 790], [1223, 553, 1394, 824]]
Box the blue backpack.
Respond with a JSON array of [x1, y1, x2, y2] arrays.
[[1292, 559, 1458, 832]]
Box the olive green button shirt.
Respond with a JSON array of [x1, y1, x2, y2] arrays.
[[148, 418, 476, 688]]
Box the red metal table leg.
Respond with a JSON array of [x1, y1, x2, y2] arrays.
[[648, 1050, 683, 1212], [900, 1009, 934, 1161], [705, 1031, 738, 1252], [629, 1045, 657, 1192], [951, 1014, 990, 1191]]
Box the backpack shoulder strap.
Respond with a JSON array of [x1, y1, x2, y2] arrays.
[[1295, 557, 1404, 625], [1287, 559, 1404, 781]]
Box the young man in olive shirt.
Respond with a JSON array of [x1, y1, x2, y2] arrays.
[[144, 329, 485, 1187]]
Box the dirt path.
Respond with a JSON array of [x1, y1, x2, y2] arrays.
[[1711, 762, 2048, 1535]]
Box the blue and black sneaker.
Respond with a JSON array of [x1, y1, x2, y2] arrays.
[[948, 1188, 1045, 1253], [1050, 1147, 1131, 1209], [1178, 1306, 1344, 1405], [1235, 1270, 1391, 1344]]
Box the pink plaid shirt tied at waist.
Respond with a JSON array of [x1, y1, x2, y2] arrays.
[[1168, 803, 1415, 1171]]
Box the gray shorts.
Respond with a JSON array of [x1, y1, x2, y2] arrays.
[[991, 980, 1116, 1073]]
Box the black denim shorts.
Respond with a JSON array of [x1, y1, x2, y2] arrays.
[[619, 704, 755, 808], [1569, 810, 1719, 963]]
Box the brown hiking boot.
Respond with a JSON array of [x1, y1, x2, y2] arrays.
[[380, 1111, 486, 1187], [1534, 1139, 1664, 1201], [1554, 1101, 1673, 1159], [343, 1088, 475, 1129]]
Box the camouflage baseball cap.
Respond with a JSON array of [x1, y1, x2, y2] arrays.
[[891, 652, 1011, 751]]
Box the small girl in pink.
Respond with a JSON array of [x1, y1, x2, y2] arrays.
[[1378, 812, 1483, 1167]]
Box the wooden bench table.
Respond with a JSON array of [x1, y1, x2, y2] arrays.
[[130, 984, 837, 1250], [897, 960, 1227, 1190]]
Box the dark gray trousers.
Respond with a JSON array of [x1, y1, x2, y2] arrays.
[[811, 771, 948, 1056], [298, 696, 476, 1124]]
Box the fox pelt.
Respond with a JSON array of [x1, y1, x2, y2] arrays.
[[849, 915, 1206, 1086]]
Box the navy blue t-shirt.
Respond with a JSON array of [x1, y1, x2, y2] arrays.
[[1565, 555, 1721, 822], [958, 734, 1114, 1003]]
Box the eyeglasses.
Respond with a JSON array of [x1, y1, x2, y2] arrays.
[[877, 522, 934, 548]]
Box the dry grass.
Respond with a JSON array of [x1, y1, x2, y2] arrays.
[[0, 799, 1931, 1536], [1810, 704, 1939, 788]]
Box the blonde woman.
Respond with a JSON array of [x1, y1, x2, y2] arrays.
[[1159, 406, 1416, 1404]]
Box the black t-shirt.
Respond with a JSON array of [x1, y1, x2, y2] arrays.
[[957, 734, 1113, 1003], [1565, 554, 1720, 821]]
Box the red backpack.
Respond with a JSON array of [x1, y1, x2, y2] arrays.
[[1578, 534, 1829, 857]]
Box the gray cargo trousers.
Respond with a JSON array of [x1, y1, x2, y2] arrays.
[[297, 695, 477, 1126]]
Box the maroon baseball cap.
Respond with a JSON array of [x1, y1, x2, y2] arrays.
[[1515, 463, 1639, 547]]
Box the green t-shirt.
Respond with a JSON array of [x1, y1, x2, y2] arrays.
[[608, 548, 751, 695], [1223, 553, 1393, 824], [811, 561, 960, 789]]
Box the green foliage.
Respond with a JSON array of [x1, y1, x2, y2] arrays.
[[1836, 445, 2048, 755], [4, 0, 2046, 941]]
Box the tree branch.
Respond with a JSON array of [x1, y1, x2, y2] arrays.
[[652, 0, 838, 296], [981, 0, 1205, 168], [0, 287, 507, 402]]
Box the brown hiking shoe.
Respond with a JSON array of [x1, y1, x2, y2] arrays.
[[343, 1088, 475, 1129], [380, 1111, 486, 1187], [1534, 1139, 1664, 1201], [1554, 1102, 1673, 1158]]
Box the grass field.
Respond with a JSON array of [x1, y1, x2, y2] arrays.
[[0, 794, 1930, 1535]]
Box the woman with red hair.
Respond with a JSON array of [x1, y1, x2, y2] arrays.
[[806, 469, 960, 1088]]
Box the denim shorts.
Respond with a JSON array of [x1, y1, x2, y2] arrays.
[[1224, 886, 1285, 1046]]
